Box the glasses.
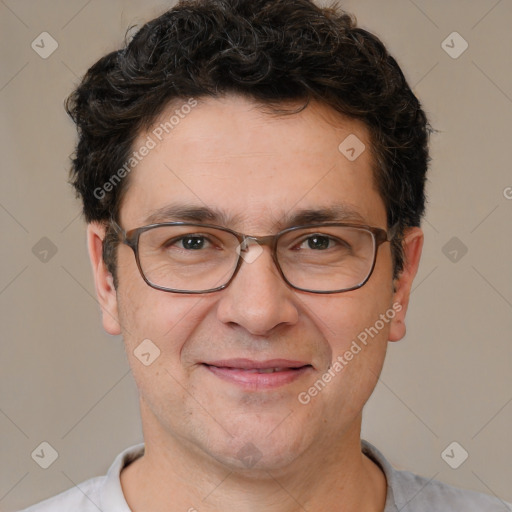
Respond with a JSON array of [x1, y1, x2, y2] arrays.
[[111, 220, 397, 294]]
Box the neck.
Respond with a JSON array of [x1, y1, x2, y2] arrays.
[[121, 414, 387, 512]]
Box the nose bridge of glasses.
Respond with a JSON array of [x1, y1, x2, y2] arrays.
[[239, 234, 276, 252]]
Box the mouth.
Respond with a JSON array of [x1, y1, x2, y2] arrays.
[[202, 359, 313, 389]]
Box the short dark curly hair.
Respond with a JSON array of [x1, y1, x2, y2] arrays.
[[65, 0, 431, 280]]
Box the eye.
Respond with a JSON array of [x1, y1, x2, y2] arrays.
[[163, 234, 215, 251], [296, 234, 348, 251], [178, 236, 209, 250], [303, 235, 331, 250]]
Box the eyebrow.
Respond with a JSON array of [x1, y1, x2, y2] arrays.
[[143, 203, 368, 230]]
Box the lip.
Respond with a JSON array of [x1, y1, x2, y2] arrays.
[[203, 359, 313, 390]]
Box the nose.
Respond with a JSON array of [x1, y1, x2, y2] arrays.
[[215, 242, 299, 336]]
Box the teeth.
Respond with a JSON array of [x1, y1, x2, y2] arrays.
[[258, 368, 280, 373], [211, 365, 305, 373], [242, 367, 287, 373]]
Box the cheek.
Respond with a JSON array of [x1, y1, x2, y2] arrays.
[[115, 286, 208, 414], [300, 265, 395, 411], [114, 259, 212, 393], [115, 246, 195, 341], [312, 290, 394, 361]]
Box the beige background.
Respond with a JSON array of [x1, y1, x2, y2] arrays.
[[1, 0, 511, 510]]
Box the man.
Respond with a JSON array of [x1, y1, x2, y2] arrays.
[[20, 0, 510, 510]]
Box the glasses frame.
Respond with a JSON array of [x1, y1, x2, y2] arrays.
[[110, 219, 398, 294]]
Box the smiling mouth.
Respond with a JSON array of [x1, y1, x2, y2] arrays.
[[224, 367, 302, 373], [205, 365, 309, 373], [202, 360, 313, 389]]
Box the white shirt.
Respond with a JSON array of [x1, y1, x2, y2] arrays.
[[18, 440, 511, 511]]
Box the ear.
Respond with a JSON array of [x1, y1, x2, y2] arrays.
[[87, 222, 122, 335], [388, 227, 424, 342]]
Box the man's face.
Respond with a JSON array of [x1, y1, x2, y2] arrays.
[[91, 95, 419, 471]]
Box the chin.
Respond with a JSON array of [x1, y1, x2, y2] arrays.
[[205, 422, 310, 474], [215, 445, 304, 475]]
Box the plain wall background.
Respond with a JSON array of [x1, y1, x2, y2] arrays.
[[1, 0, 511, 510]]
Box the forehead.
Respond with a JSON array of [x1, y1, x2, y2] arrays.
[[120, 95, 387, 231]]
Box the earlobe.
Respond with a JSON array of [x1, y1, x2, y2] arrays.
[[87, 222, 122, 336], [388, 227, 424, 342]]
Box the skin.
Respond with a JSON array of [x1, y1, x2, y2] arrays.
[[88, 95, 423, 512]]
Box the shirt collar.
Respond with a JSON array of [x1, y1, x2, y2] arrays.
[[100, 442, 145, 511]]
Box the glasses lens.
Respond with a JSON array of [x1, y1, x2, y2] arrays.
[[137, 225, 239, 291], [277, 226, 376, 292]]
